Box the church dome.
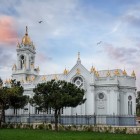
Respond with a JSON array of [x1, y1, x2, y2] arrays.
[[22, 26, 32, 46]]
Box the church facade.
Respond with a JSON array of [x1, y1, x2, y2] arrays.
[[5, 27, 136, 125]]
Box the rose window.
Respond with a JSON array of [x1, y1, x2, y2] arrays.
[[73, 77, 83, 88]]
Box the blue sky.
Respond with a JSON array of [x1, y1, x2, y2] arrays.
[[0, 0, 140, 89]]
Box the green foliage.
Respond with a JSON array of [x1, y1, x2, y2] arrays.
[[0, 79, 29, 125], [47, 123, 52, 130], [32, 80, 86, 110], [38, 124, 45, 129], [1, 123, 8, 128], [8, 124, 15, 129], [136, 91, 140, 116], [114, 127, 127, 134], [0, 77, 3, 88], [31, 80, 86, 131], [1, 129, 140, 140]]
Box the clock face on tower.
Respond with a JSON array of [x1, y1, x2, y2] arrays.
[[72, 76, 84, 88]]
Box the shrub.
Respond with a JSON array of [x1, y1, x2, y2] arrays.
[[114, 127, 127, 134], [59, 125, 64, 131], [1, 123, 8, 128], [48, 124, 52, 130], [87, 125, 93, 132], [38, 124, 44, 130], [8, 124, 14, 129], [65, 125, 71, 131]]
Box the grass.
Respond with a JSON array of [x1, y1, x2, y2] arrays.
[[0, 129, 140, 140]]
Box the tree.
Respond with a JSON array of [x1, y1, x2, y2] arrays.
[[9, 80, 29, 114], [31, 79, 86, 131], [0, 78, 10, 125], [136, 91, 140, 116], [0, 79, 28, 126]]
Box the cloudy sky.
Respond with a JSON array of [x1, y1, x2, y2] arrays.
[[0, 0, 140, 89]]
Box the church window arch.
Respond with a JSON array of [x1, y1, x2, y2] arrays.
[[128, 95, 132, 115], [19, 55, 25, 69]]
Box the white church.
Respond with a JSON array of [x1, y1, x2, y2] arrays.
[[5, 27, 136, 125]]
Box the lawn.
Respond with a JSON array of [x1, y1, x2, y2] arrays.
[[0, 129, 140, 140]]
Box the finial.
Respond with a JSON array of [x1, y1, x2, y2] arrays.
[[54, 74, 58, 80], [25, 26, 28, 35], [106, 70, 111, 77], [131, 70, 136, 77], [77, 52, 81, 63], [76, 68, 80, 74], [114, 69, 120, 76], [78, 52, 80, 60], [123, 69, 127, 76], [90, 65, 96, 73], [63, 68, 68, 75], [95, 71, 99, 77]]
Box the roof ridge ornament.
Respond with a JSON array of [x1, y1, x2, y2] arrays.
[[22, 26, 31, 46], [77, 52, 81, 64], [25, 26, 28, 35]]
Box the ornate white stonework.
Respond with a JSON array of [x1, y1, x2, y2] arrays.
[[5, 27, 136, 117]]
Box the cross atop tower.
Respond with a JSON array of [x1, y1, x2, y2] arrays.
[[25, 26, 28, 35]]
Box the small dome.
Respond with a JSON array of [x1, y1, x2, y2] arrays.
[[22, 26, 32, 46]]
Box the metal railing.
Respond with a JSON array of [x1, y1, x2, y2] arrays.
[[5, 114, 136, 126]]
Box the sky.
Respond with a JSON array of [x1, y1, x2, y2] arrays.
[[0, 0, 140, 89]]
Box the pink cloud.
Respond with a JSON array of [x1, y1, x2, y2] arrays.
[[103, 43, 138, 63], [0, 16, 18, 45]]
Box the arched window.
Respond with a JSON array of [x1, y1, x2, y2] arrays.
[[20, 55, 25, 69], [72, 76, 84, 88], [128, 95, 132, 115]]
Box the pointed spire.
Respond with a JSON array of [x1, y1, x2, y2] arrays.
[[77, 52, 81, 63], [131, 70, 136, 77], [76, 68, 80, 74], [22, 26, 31, 46], [12, 64, 17, 70], [122, 69, 127, 76], [31, 76, 35, 81], [21, 78, 24, 83], [90, 65, 96, 73], [17, 42, 20, 48], [106, 70, 111, 77], [25, 26, 28, 36], [54, 74, 58, 80], [63, 68, 68, 75], [114, 69, 120, 76], [42, 75, 46, 81], [95, 71, 99, 77]]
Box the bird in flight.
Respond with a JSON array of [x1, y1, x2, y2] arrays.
[[97, 41, 102, 45], [38, 21, 43, 23]]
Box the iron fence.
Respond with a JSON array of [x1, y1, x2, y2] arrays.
[[5, 114, 136, 126]]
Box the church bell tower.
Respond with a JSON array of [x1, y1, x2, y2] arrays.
[[12, 26, 39, 83]]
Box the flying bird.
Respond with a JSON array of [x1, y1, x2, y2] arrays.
[[38, 21, 43, 23], [97, 41, 102, 45]]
